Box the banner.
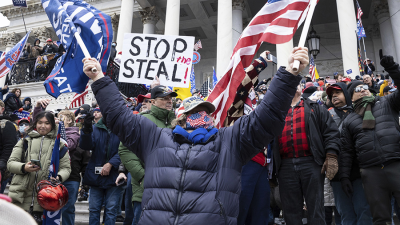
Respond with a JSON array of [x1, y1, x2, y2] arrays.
[[12, 0, 27, 7], [119, 33, 194, 88], [13, 110, 30, 119]]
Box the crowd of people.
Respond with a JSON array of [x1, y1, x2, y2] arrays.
[[0, 46, 399, 225]]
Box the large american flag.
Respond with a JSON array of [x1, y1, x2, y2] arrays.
[[207, 0, 315, 128], [356, 0, 363, 20], [69, 85, 89, 109], [309, 55, 316, 82]]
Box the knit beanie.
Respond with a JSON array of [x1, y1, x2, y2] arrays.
[[93, 108, 101, 112], [347, 80, 363, 98]]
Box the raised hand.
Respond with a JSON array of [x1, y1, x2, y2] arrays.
[[287, 47, 309, 76], [83, 58, 103, 81]]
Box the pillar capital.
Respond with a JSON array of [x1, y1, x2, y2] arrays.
[[140, 6, 159, 25], [366, 24, 380, 38], [374, 2, 390, 20], [33, 26, 51, 45], [4, 32, 19, 48], [232, 0, 245, 11], [110, 13, 120, 29]]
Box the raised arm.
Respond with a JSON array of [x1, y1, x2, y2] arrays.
[[227, 47, 307, 163], [82, 58, 159, 161], [381, 55, 400, 111]]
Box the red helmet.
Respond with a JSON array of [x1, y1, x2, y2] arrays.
[[37, 179, 69, 211]]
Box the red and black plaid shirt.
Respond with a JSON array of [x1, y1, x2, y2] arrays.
[[278, 100, 312, 159]]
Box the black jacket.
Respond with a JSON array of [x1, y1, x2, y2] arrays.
[[340, 63, 400, 179], [273, 98, 341, 174], [364, 63, 375, 75], [0, 116, 18, 170], [43, 44, 58, 54], [4, 93, 22, 114]]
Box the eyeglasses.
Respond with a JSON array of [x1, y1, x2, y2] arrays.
[[144, 99, 151, 103], [355, 85, 369, 93]]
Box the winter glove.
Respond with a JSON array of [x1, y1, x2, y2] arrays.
[[341, 178, 353, 198], [380, 50, 399, 75], [321, 153, 338, 180], [81, 111, 94, 134]]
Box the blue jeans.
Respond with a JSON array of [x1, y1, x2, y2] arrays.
[[392, 197, 400, 225], [89, 185, 124, 225], [331, 179, 373, 225], [61, 181, 80, 225], [132, 201, 142, 225], [0, 177, 10, 194], [124, 173, 134, 225], [238, 160, 270, 225]]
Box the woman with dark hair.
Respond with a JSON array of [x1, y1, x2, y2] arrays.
[[4, 88, 23, 115], [7, 111, 71, 222]]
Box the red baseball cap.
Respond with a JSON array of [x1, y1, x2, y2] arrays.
[[341, 77, 351, 82], [46, 38, 52, 42], [137, 93, 151, 103], [326, 84, 343, 96]]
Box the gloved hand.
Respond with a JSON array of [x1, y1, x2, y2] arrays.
[[321, 153, 338, 180], [380, 50, 399, 73], [82, 111, 94, 134], [341, 178, 353, 198]]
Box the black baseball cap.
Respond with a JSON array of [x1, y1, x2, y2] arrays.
[[151, 85, 177, 99]]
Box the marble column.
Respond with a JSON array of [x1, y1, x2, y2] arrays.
[[336, 0, 359, 78], [232, 0, 244, 49], [217, 0, 233, 79], [367, 24, 384, 73], [110, 13, 119, 42], [140, 6, 159, 34], [387, 0, 400, 61], [164, 0, 180, 35], [116, 0, 134, 52], [374, 2, 398, 62], [276, 40, 293, 69]]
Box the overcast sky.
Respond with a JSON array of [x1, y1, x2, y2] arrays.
[[0, 0, 23, 28]]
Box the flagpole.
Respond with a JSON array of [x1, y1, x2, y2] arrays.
[[74, 32, 97, 73], [292, 0, 317, 73], [361, 37, 367, 60]]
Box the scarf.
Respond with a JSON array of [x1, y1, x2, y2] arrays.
[[173, 125, 218, 144], [353, 96, 376, 129], [186, 111, 214, 130]]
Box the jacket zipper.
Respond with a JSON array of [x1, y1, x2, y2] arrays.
[[217, 199, 228, 225], [373, 130, 385, 169], [173, 144, 193, 225], [30, 136, 44, 211]]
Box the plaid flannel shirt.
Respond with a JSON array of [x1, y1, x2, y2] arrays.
[[278, 99, 312, 159]]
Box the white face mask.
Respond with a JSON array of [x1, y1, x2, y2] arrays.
[[19, 125, 27, 134]]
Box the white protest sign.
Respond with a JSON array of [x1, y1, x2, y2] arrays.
[[119, 33, 195, 88]]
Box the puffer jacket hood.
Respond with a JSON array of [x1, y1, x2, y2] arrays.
[[90, 67, 301, 225], [328, 82, 352, 108], [23, 97, 31, 103], [34, 38, 40, 46]]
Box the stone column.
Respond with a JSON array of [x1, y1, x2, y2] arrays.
[[367, 24, 384, 73], [336, 0, 359, 78], [5, 32, 18, 52], [32, 27, 51, 46], [388, 0, 400, 61], [110, 13, 119, 42], [164, 0, 180, 35], [276, 40, 293, 69], [116, 0, 135, 52], [232, 0, 244, 49], [374, 2, 398, 62], [140, 6, 159, 34], [216, 0, 232, 79]]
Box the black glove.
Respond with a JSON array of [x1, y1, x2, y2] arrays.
[[82, 111, 94, 134], [341, 178, 353, 198], [380, 49, 399, 73]]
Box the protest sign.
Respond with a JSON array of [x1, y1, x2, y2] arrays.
[[13, 110, 30, 119], [119, 33, 195, 88]]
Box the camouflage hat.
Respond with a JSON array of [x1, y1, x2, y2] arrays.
[[182, 96, 215, 114]]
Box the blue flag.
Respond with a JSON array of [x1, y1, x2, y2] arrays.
[[190, 66, 196, 94], [12, 0, 27, 7], [357, 20, 366, 40], [0, 31, 30, 79], [42, 0, 113, 98], [212, 67, 218, 88]]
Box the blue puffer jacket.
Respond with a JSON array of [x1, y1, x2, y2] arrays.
[[80, 118, 122, 189], [91, 67, 301, 225]]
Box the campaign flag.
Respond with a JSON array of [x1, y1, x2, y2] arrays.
[[69, 84, 88, 109], [356, 0, 363, 20], [190, 66, 196, 94], [212, 67, 218, 88], [357, 20, 366, 40], [42, 0, 113, 98], [12, 0, 27, 7], [42, 121, 68, 225], [309, 55, 319, 81], [200, 80, 209, 98], [0, 31, 30, 86], [194, 39, 202, 51], [357, 38, 365, 75], [13, 110, 30, 119], [207, 0, 315, 128]]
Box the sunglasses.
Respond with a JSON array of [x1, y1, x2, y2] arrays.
[[144, 99, 151, 103], [355, 85, 369, 93]]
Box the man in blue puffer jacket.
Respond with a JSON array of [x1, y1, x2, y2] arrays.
[[82, 47, 309, 225], [79, 113, 125, 225]]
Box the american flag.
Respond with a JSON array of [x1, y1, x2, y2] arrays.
[[194, 39, 202, 51], [309, 55, 316, 81], [176, 104, 185, 118], [200, 79, 213, 98], [207, 0, 314, 128], [0, 31, 30, 80], [0, 52, 7, 79], [356, 0, 363, 20], [69, 85, 89, 109]]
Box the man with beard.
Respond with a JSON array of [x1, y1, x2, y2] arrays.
[[326, 83, 373, 225]]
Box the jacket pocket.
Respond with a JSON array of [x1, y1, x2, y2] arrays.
[[216, 199, 228, 225]]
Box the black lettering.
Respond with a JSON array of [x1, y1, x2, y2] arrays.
[[154, 39, 170, 60], [171, 38, 187, 61], [123, 59, 134, 78], [156, 61, 169, 81], [136, 59, 147, 79], [145, 37, 157, 58], [129, 36, 143, 56], [171, 64, 181, 82], [145, 60, 158, 80]]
